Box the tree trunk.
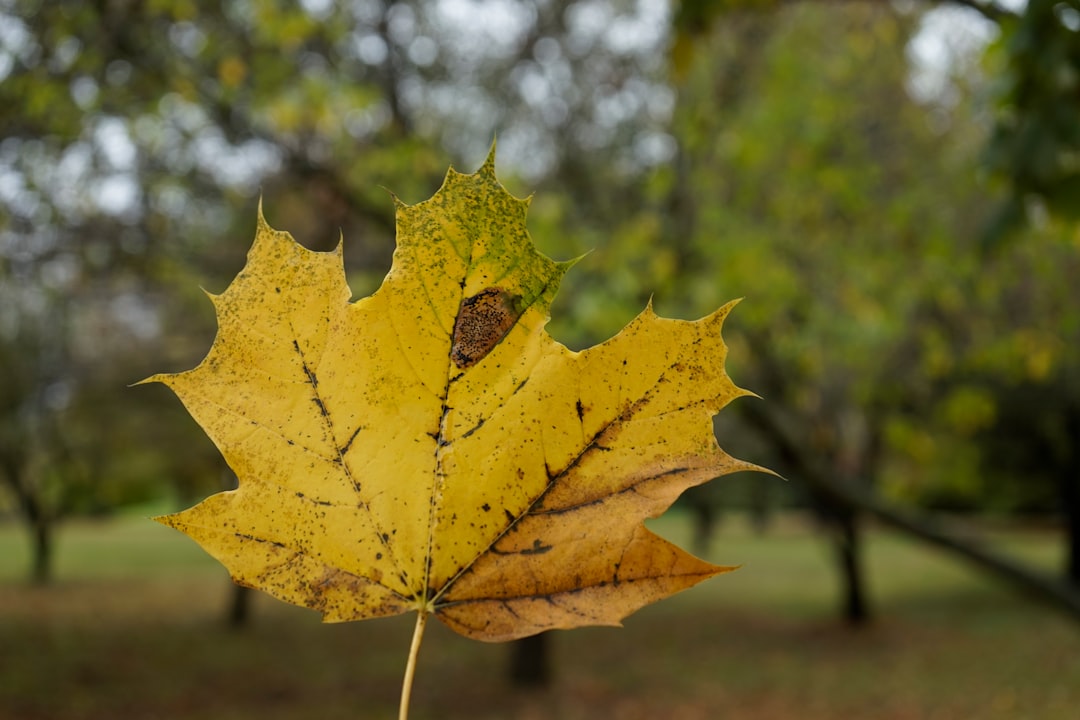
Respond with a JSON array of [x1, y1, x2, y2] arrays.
[[1063, 409, 1080, 587], [690, 500, 718, 557], [5, 467, 54, 586], [30, 512, 53, 586], [509, 632, 551, 687], [749, 478, 772, 534], [835, 508, 868, 625], [0, 453, 54, 585], [1065, 472, 1080, 587], [227, 584, 253, 628], [813, 491, 870, 625]]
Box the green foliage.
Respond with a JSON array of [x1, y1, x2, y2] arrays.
[[985, 0, 1080, 240]]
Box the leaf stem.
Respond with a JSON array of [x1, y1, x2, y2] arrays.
[[399, 610, 428, 720]]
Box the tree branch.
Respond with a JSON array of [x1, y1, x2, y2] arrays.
[[740, 401, 1080, 622]]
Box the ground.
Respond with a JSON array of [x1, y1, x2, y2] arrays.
[[1, 510, 1078, 719]]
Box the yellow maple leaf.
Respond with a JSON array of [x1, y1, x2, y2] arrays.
[[146, 151, 759, 714]]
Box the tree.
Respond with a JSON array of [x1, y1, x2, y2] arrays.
[[655, 1, 1080, 621]]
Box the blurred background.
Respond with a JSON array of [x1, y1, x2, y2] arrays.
[[1, 0, 1079, 718]]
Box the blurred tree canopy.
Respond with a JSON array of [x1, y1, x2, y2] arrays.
[[1, 0, 1077, 613], [674, 0, 1080, 241]]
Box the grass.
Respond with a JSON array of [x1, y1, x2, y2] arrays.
[[1, 511, 1078, 719]]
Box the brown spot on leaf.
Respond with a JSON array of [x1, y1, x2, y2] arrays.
[[451, 287, 522, 369]]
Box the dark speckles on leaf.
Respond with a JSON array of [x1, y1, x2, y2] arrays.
[[340, 425, 363, 455], [293, 340, 320, 389], [460, 417, 486, 440], [294, 491, 333, 508], [521, 539, 553, 555], [236, 532, 287, 551], [504, 508, 515, 524], [451, 287, 523, 369], [481, 503, 491, 512]]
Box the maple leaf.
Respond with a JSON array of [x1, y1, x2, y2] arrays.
[[145, 150, 759, 713]]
